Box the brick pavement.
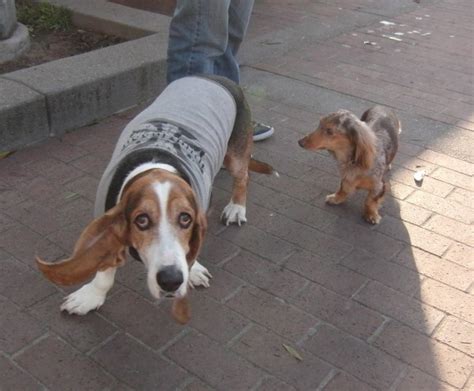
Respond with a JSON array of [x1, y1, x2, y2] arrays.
[[0, 0, 473, 390]]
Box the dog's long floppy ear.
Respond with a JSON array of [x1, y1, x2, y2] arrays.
[[172, 297, 191, 324], [186, 210, 207, 263], [344, 117, 376, 170], [36, 204, 128, 286]]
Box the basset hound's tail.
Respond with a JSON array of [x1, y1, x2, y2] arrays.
[[249, 158, 279, 177]]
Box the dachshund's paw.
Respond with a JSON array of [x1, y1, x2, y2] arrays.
[[325, 193, 344, 205], [221, 202, 247, 226], [60, 284, 106, 315], [364, 212, 382, 225], [189, 261, 212, 289]]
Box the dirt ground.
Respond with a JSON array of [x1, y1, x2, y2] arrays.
[[0, 28, 125, 74]]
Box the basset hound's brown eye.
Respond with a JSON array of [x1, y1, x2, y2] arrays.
[[134, 213, 151, 230], [325, 128, 334, 136], [178, 212, 192, 229]]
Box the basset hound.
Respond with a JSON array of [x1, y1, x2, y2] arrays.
[[36, 75, 274, 324], [298, 106, 400, 224]]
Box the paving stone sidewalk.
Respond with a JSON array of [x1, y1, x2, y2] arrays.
[[1, 0, 473, 390]]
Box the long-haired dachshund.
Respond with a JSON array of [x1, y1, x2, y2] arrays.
[[36, 75, 274, 324], [298, 106, 400, 224]]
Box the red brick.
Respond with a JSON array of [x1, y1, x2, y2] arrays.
[[254, 171, 324, 203], [64, 175, 100, 202], [290, 282, 383, 340], [218, 224, 297, 264], [407, 191, 473, 224], [70, 154, 110, 179], [165, 331, 264, 389], [15, 335, 114, 389], [392, 152, 438, 175], [4, 199, 66, 236], [226, 286, 318, 342], [47, 222, 87, 253], [14, 176, 77, 210], [198, 233, 240, 265], [285, 250, 367, 297], [391, 167, 454, 198], [56, 196, 95, 228], [464, 374, 474, 391], [300, 168, 343, 194], [431, 167, 473, 191], [256, 376, 296, 391], [381, 197, 432, 225], [182, 378, 214, 391], [305, 324, 404, 389], [446, 187, 472, 207], [201, 265, 244, 301], [396, 367, 457, 391], [424, 214, 474, 247], [398, 142, 425, 157], [0, 355, 41, 391], [100, 290, 184, 350], [188, 294, 249, 344], [91, 333, 186, 390], [0, 224, 65, 265], [248, 205, 353, 261], [373, 321, 472, 388], [251, 189, 338, 232], [232, 325, 332, 389], [394, 247, 473, 291], [341, 248, 420, 296], [324, 371, 376, 391], [416, 279, 474, 323], [443, 242, 474, 269], [250, 148, 314, 179], [225, 251, 308, 299], [0, 254, 57, 307], [355, 280, 444, 334], [0, 296, 46, 354], [0, 187, 27, 210], [433, 316, 474, 356], [24, 157, 84, 185], [325, 217, 405, 259], [28, 293, 117, 353], [115, 259, 150, 297], [0, 211, 17, 233], [376, 216, 452, 256], [0, 161, 40, 187]]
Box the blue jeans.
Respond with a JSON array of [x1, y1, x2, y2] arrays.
[[167, 0, 255, 84]]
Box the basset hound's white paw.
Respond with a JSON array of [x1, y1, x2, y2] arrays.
[[221, 202, 247, 226], [60, 284, 107, 315], [188, 261, 212, 289]]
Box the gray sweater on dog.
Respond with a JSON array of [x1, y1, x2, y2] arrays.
[[94, 76, 237, 216]]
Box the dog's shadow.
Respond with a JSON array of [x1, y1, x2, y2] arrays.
[[203, 157, 454, 388]]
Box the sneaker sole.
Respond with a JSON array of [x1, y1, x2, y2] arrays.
[[252, 127, 275, 141]]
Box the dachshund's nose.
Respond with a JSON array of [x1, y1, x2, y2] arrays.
[[298, 138, 306, 148], [157, 266, 183, 292]]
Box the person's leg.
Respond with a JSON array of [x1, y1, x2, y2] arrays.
[[167, 0, 231, 83], [214, 0, 254, 83]]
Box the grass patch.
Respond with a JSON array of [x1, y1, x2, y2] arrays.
[[17, 0, 72, 33]]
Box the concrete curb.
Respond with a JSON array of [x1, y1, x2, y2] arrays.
[[0, 1, 169, 152]]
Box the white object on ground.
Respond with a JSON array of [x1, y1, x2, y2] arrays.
[[414, 170, 426, 183]]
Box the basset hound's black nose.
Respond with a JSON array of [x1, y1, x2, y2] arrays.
[[157, 266, 183, 292]]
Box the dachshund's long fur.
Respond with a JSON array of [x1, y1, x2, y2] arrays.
[[298, 106, 400, 224]]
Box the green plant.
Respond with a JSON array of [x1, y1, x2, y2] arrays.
[[16, 1, 72, 33]]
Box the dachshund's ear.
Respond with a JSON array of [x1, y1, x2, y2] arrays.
[[344, 118, 376, 170], [186, 210, 207, 263], [36, 204, 128, 286]]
